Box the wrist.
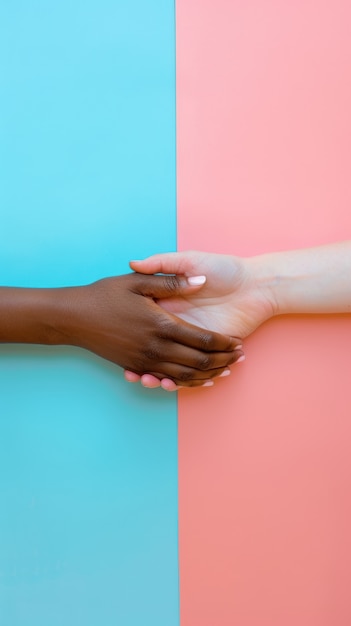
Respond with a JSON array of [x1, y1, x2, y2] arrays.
[[247, 248, 324, 317], [0, 286, 84, 346], [45, 287, 84, 346], [245, 254, 281, 318]]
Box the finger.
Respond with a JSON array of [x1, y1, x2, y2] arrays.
[[124, 370, 179, 390], [160, 379, 182, 391], [140, 374, 162, 389], [151, 341, 244, 371], [147, 349, 246, 386], [124, 370, 141, 383], [130, 252, 195, 277], [132, 272, 206, 300], [158, 313, 243, 353], [144, 363, 231, 386], [160, 378, 217, 391], [158, 372, 236, 390], [143, 367, 235, 390], [124, 372, 219, 391], [140, 377, 214, 391]]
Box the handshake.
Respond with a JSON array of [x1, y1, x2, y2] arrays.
[[1, 243, 349, 391]]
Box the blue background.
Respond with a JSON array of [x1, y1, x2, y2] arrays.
[[0, 2, 178, 624]]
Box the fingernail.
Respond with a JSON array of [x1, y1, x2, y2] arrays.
[[234, 344, 243, 350], [187, 275, 206, 286], [237, 355, 246, 363], [203, 381, 214, 387], [219, 369, 231, 377], [130, 260, 141, 263]]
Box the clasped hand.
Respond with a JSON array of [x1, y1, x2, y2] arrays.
[[61, 272, 244, 388], [125, 250, 276, 390]]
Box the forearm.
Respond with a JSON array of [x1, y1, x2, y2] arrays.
[[249, 241, 351, 316], [0, 287, 78, 345]]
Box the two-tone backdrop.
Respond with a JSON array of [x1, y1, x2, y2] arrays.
[[1, 1, 351, 625]]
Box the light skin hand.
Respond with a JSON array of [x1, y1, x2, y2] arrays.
[[124, 250, 273, 389], [126, 241, 351, 388], [130, 251, 276, 337]]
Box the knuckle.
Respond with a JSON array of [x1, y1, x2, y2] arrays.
[[131, 358, 146, 374], [177, 369, 194, 383], [142, 341, 161, 363], [197, 354, 213, 370], [198, 332, 215, 351], [163, 274, 180, 294], [157, 318, 174, 339]]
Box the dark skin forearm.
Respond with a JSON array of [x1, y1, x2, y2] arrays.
[[0, 274, 244, 387], [0, 286, 74, 345]]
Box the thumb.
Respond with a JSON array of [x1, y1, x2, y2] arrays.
[[133, 272, 207, 299], [130, 252, 195, 276]]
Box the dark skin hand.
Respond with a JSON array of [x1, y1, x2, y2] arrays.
[[0, 273, 244, 387]]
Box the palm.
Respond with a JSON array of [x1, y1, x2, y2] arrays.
[[156, 252, 274, 339]]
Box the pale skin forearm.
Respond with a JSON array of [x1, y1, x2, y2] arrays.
[[250, 241, 351, 317]]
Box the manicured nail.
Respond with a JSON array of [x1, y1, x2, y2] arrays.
[[219, 369, 231, 377], [187, 275, 206, 286], [237, 355, 246, 363], [234, 345, 243, 350], [203, 381, 214, 387], [130, 260, 141, 263]]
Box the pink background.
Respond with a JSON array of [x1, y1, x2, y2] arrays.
[[177, 1, 351, 624]]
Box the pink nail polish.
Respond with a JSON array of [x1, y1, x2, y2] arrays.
[[187, 275, 206, 286], [203, 381, 214, 387], [237, 355, 246, 363], [219, 369, 231, 377]]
